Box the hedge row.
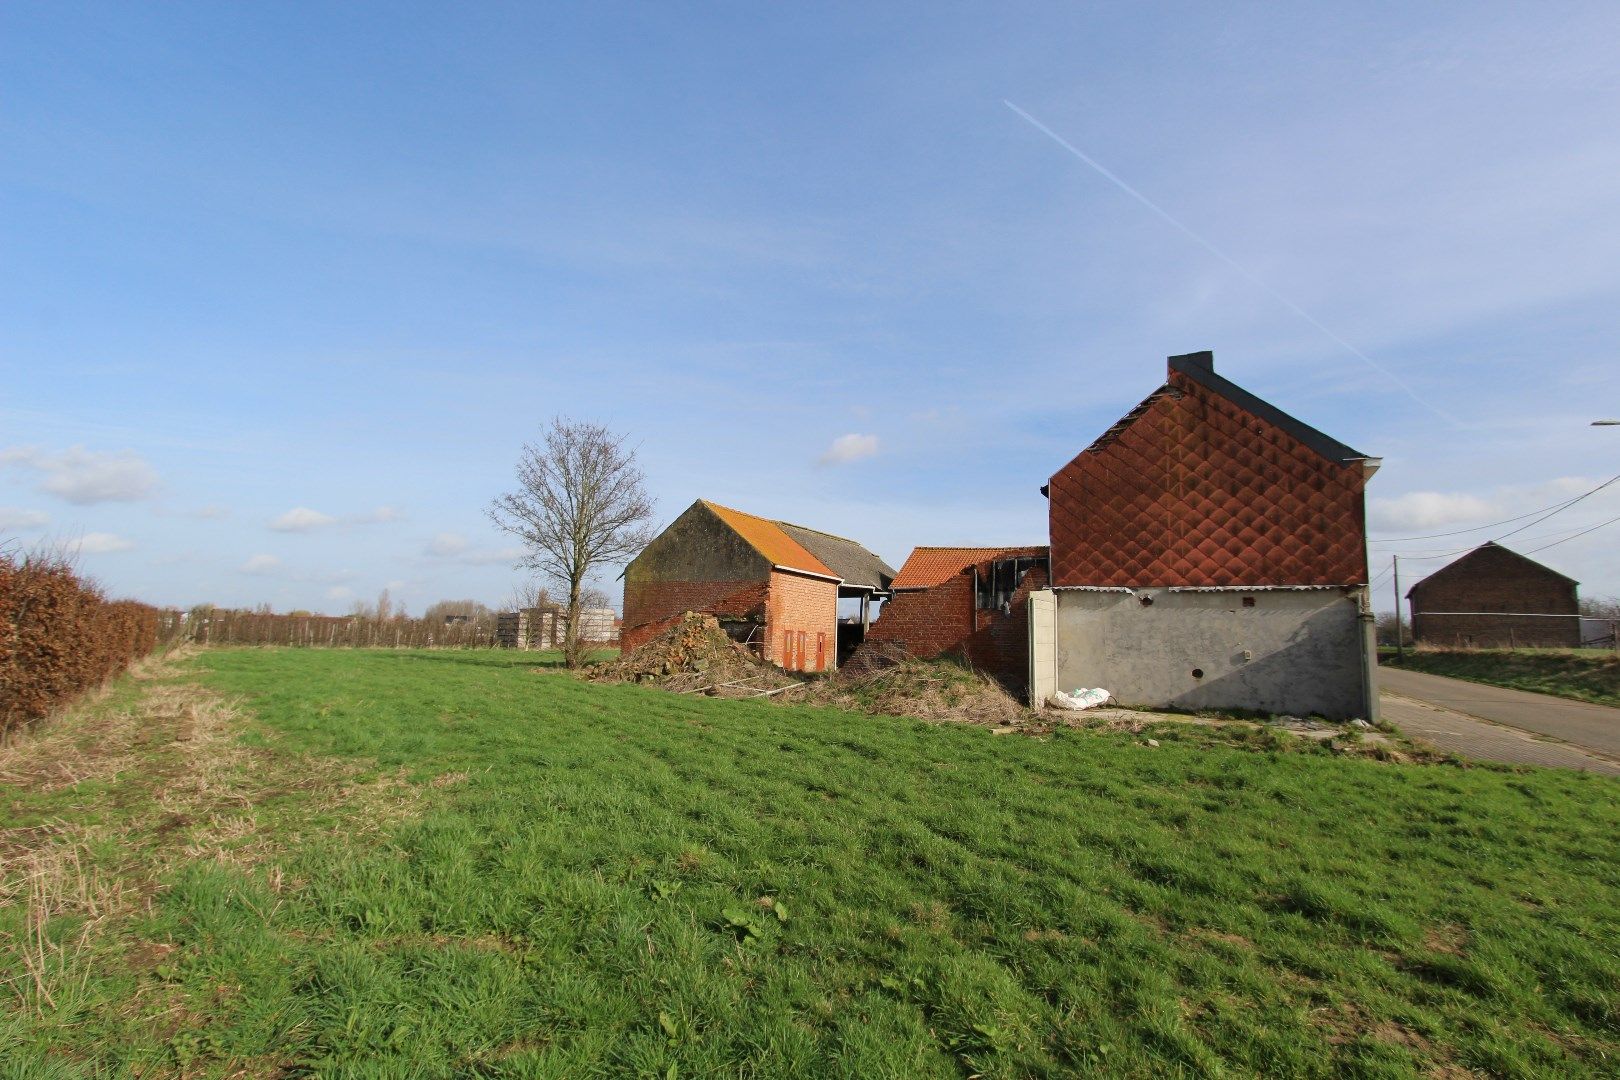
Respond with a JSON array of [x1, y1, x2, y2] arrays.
[[183, 608, 502, 648], [0, 552, 162, 736]]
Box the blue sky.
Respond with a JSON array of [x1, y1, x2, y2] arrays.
[[3, 2, 1618, 614]]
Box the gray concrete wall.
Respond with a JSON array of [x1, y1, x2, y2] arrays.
[[1053, 587, 1374, 720]]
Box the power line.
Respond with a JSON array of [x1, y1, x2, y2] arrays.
[[1369, 492, 1597, 543], [1522, 512, 1620, 555], [1490, 472, 1620, 544], [1369, 471, 1620, 559]]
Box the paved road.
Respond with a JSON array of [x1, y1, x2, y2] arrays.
[[1377, 666, 1620, 776]]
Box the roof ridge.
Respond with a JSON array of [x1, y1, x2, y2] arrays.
[[776, 519, 880, 549], [1168, 354, 1369, 464], [905, 544, 1048, 552]]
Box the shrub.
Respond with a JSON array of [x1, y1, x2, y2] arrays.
[[0, 551, 162, 735]]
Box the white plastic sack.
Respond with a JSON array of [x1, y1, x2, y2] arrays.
[[1050, 687, 1112, 711]]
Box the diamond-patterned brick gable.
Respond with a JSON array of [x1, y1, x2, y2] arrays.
[[1048, 370, 1368, 587]]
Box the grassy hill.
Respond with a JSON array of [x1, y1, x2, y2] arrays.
[[3, 647, 1618, 1077], [1382, 647, 1620, 709]]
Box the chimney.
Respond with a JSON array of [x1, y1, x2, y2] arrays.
[[1168, 350, 1213, 375]]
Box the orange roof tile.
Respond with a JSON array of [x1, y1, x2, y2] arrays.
[[701, 501, 838, 578], [890, 545, 1048, 590]]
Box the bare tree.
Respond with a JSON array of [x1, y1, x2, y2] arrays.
[[488, 418, 654, 667], [506, 579, 554, 613], [424, 599, 494, 625], [1580, 596, 1620, 620]]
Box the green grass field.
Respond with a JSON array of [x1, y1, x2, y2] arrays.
[[1382, 647, 1620, 709], [4, 648, 1619, 1077]]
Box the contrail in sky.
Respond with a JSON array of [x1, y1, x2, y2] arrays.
[[1004, 100, 1459, 425]]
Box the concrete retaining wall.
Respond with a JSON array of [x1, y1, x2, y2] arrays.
[[1052, 586, 1374, 720]]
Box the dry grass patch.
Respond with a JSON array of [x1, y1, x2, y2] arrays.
[[0, 650, 430, 1025]]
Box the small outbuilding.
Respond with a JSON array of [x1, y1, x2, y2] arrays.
[[620, 500, 894, 672], [1030, 350, 1381, 720], [1406, 542, 1580, 648], [865, 546, 1048, 690]]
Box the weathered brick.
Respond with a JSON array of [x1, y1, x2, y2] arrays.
[[1408, 543, 1579, 648], [766, 570, 838, 672]]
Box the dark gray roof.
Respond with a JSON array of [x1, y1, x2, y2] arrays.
[[1405, 541, 1579, 598], [1169, 351, 1371, 464], [777, 523, 896, 590]]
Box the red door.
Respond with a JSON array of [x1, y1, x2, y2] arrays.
[[815, 632, 826, 671]]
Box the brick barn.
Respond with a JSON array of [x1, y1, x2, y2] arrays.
[[619, 500, 894, 672], [1029, 351, 1381, 720], [1406, 542, 1580, 648], [865, 546, 1048, 691]]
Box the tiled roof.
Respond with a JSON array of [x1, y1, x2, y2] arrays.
[[890, 545, 1049, 590], [1046, 354, 1371, 587], [700, 501, 838, 579], [778, 523, 896, 590]]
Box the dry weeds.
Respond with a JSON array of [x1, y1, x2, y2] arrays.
[[0, 648, 428, 1018]]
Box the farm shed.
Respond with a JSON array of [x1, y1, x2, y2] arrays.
[[1030, 351, 1381, 720], [620, 500, 894, 672], [865, 546, 1049, 690], [1407, 543, 1580, 648]]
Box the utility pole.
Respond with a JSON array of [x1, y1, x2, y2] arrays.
[[1392, 555, 1404, 660]]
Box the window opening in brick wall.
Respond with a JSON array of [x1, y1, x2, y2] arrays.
[[975, 555, 1049, 611]]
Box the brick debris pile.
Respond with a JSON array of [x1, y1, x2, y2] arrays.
[[795, 649, 1030, 728], [584, 612, 800, 698]]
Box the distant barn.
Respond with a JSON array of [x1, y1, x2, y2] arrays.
[[620, 500, 894, 672], [1406, 542, 1579, 648]]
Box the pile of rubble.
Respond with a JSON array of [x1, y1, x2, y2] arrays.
[[584, 612, 801, 698], [796, 651, 1031, 728]]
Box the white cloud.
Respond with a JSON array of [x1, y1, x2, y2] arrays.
[[68, 532, 135, 555], [818, 433, 879, 466], [0, 446, 157, 504], [269, 507, 338, 532], [1368, 492, 1497, 531], [326, 585, 355, 602], [461, 545, 526, 567], [193, 505, 230, 520], [425, 532, 469, 557], [241, 554, 282, 575], [0, 508, 49, 532], [268, 505, 404, 532]]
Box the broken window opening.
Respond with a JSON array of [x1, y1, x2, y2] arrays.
[[975, 555, 1049, 612]]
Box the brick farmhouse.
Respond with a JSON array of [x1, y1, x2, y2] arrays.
[[865, 546, 1048, 691], [619, 500, 894, 672], [1029, 351, 1381, 720], [1406, 542, 1580, 648]]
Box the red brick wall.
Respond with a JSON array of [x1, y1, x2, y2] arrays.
[[620, 579, 767, 652], [867, 577, 974, 657], [867, 565, 1048, 691], [765, 570, 838, 672], [962, 565, 1047, 690], [1049, 369, 1368, 587]]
